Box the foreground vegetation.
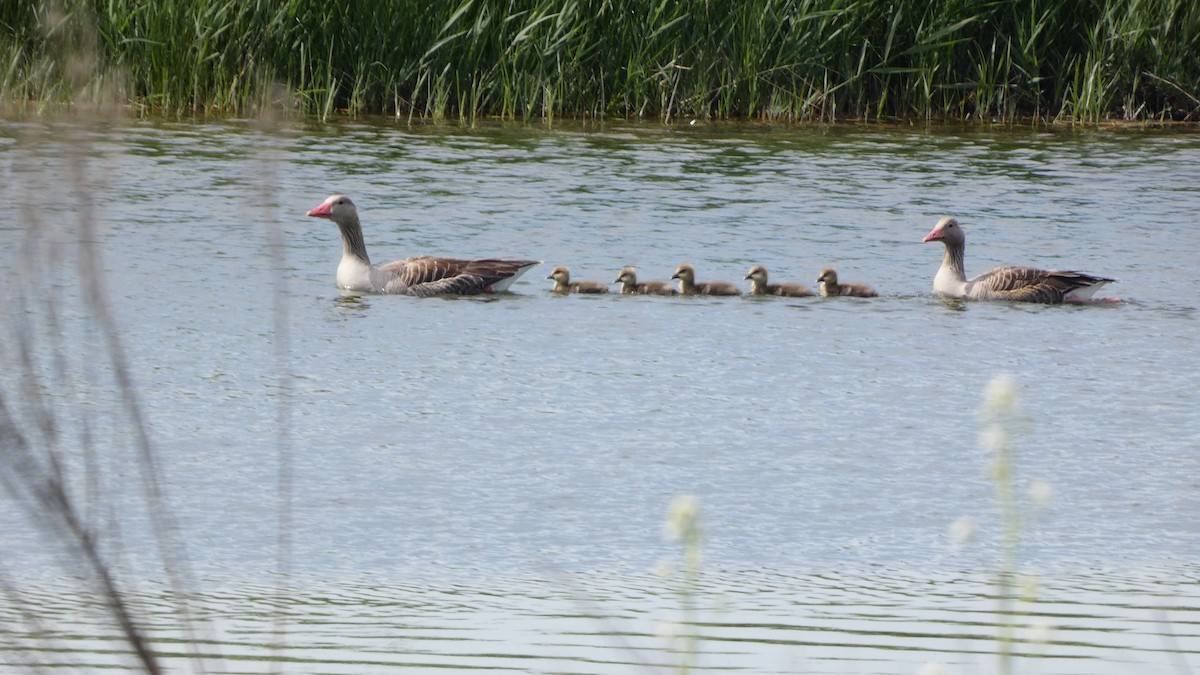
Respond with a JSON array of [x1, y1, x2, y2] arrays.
[[3, 0, 1198, 123]]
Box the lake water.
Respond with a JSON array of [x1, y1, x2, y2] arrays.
[[1, 117, 1198, 674]]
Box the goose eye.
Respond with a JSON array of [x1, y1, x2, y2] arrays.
[[336, 199, 345, 205]]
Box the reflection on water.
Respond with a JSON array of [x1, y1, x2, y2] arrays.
[[1, 119, 1199, 673], [3, 567, 1198, 674]]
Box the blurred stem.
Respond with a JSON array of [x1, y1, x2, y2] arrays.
[[681, 525, 701, 674], [667, 495, 702, 674], [995, 433, 1019, 675]]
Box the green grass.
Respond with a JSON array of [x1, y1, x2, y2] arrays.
[[2, 0, 1198, 122]]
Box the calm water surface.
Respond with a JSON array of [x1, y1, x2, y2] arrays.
[[1, 118, 1198, 673]]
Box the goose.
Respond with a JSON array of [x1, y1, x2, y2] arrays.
[[547, 266, 609, 294], [816, 268, 878, 298], [745, 265, 815, 297], [613, 266, 677, 295], [922, 217, 1115, 303], [671, 263, 742, 296], [306, 195, 539, 296]]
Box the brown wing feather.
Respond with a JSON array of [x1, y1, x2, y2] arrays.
[[378, 256, 540, 296], [972, 266, 1052, 292], [974, 266, 1111, 303], [460, 259, 542, 289], [405, 274, 489, 296], [375, 256, 463, 288]]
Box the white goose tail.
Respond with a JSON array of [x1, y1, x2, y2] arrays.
[[489, 261, 542, 293]]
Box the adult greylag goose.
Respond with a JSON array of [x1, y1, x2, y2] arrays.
[[306, 195, 539, 296], [672, 263, 741, 296], [547, 266, 609, 294], [745, 265, 814, 297], [613, 266, 677, 295], [922, 217, 1115, 303], [816, 268, 878, 297]]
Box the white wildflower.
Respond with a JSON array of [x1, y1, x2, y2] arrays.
[[979, 426, 1007, 454], [982, 374, 1017, 414], [1027, 618, 1054, 644], [653, 558, 675, 580], [665, 494, 701, 542], [1028, 480, 1054, 507], [949, 516, 976, 548]]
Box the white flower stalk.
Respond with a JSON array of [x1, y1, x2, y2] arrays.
[[979, 375, 1020, 675], [968, 376, 1055, 674], [663, 495, 704, 673]]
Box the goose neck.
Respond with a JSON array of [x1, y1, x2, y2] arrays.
[[942, 241, 967, 282], [338, 216, 371, 266]]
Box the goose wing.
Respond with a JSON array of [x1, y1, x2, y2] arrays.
[[970, 266, 1111, 303], [379, 257, 539, 296]]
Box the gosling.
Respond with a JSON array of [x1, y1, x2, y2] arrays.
[[614, 266, 677, 295], [672, 263, 742, 296], [547, 266, 609, 294], [816, 268, 877, 297], [745, 265, 814, 297]]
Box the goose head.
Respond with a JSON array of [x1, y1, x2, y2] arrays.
[[922, 217, 964, 246], [816, 268, 838, 285], [745, 265, 768, 283], [547, 266, 571, 284], [671, 263, 696, 283], [307, 194, 359, 227]]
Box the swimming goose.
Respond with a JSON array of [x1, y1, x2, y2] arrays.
[[306, 195, 540, 296], [745, 265, 815, 297], [816, 268, 878, 297], [613, 266, 677, 295], [671, 263, 742, 296], [547, 266, 609, 294], [922, 217, 1115, 303]]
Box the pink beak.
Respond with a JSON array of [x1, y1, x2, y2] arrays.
[[306, 201, 332, 218], [922, 227, 943, 243]]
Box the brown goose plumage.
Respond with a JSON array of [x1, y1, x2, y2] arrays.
[[816, 268, 878, 298], [613, 266, 677, 295], [306, 195, 539, 296], [671, 263, 741, 296], [922, 217, 1115, 303], [745, 265, 815, 297], [547, 266, 609, 294]]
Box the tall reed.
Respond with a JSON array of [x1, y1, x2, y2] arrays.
[[1, 122, 188, 674], [3, 0, 1197, 121], [0, 10, 286, 671]]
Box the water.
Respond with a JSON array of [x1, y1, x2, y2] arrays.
[[1, 118, 1198, 673]]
